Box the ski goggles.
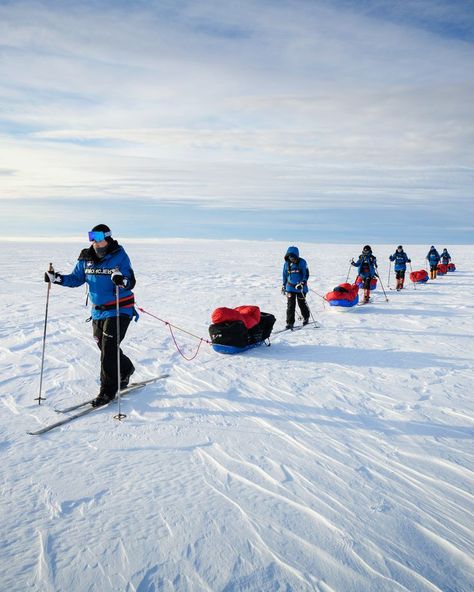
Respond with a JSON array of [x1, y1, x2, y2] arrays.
[[88, 230, 111, 242]]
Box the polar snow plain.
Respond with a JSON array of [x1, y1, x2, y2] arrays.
[[0, 240, 473, 592]]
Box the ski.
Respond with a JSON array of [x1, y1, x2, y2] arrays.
[[54, 374, 169, 413], [28, 405, 104, 435], [273, 320, 321, 335], [27, 375, 169, 435]]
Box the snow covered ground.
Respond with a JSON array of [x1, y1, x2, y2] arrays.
[[1, 240, 473, 592]]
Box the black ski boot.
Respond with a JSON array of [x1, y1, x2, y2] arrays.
[[302, 318, 309, 326], [120, 365, 135, 390], [91, 392, 115, 408]]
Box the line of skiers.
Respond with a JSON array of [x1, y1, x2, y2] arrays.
[[427, 246, 451, 279], [43, 225, 454, 405], [282, 244, 453, 312]]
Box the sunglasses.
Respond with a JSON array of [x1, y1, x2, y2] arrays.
[[88, 230, 111, 242]]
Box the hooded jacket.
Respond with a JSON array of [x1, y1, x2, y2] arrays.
[[440, 249, 451, 264], [58, 240, 136, 320], [389, 250, 411, 271], [282, 246, 309, 294], [426, 247, 440, 266], [352, 251, 377, 278]]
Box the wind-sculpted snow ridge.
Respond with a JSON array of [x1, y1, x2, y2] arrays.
[[0, 241, 473, 591]]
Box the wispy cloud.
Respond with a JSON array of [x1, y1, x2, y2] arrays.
[[0, 0, 473, 228]]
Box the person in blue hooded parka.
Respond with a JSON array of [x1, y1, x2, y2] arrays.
[[389, 245, 411, 291], [440, 248, 451, 265], [351, 245, 378, 303], [44, 224, 137, 407], [426, 246, 440, 279], [281, 246, 310, 329]]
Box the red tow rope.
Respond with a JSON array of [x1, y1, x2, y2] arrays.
[[137, 306, 211, 361]]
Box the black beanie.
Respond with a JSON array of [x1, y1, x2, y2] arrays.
[[92, 224, 111, 234]]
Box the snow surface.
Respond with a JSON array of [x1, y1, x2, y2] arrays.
[[1, 240, 473, 592]]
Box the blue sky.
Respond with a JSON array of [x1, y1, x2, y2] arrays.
[[0, 0, 473, 242]]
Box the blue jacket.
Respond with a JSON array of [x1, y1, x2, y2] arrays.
[[59, 241, 136, 320], [426, 248, 440, 266], [389, 251, 411, 271], [440, 250, 451, 264], [352, 252, 377, 278], [282, 246, 309, 294]]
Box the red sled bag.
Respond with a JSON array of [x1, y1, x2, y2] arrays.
[[355, 275, 377, 289], [437, 264, 448, 275], [234, 305, 261, 329], [325, 283, 359, 308], [410, 270, 429, 283], [211, 307, 244, 325], [448, 263, 456, 272]]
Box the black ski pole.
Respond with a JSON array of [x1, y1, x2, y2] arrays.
[[346, 260, 353, 282], [299, 286, 318, 324], [36, 262, 53, 405], [376, 271, 389, 302], [409, 262, 416, 290], [114, 282, 126, 421]]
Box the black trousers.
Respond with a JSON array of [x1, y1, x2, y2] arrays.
[[92, 316, 134, 396], [395, 270, 406, 280], [286, 292, 310, 325], [361, 275, 374, 290]]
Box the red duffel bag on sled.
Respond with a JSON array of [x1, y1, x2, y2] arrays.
[[410, 270, 429, 283], [325, 283, 359, 308], [355, 275, 377, 290], [437, 264, 448, 275]]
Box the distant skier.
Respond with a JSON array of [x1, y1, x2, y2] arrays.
[[351, 245, 378, 303], [426, 246, 440, 279], [389, 245, 411, 291], [281, 246, 310, 329], [440, 248, 451, 265], [44, 224, 136, 407]]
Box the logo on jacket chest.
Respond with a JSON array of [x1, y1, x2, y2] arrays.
[[85, 268, 114, 275]]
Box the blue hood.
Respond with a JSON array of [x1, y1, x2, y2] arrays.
[[285, 246, 300, 260]]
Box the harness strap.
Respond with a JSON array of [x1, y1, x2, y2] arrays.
[[287, 263, 303, 283], [94, 294, 135, 311]]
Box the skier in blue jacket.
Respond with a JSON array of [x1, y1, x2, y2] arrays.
[[426, 246, 440, 279], [440, 248, 451, 265], [282, 246, 310, 329], [389, 245, 411, 291], [351, 245, 378, 303], [44, 224, 136, 407]]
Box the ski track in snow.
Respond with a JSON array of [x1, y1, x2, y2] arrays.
[[0, 241, 473, 592]]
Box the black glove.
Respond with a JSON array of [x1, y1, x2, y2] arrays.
[[44, 270, 62, 284], [111, 270, 125, 286], [281, 285, 286, 295], [407, 259, 411, 263]]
